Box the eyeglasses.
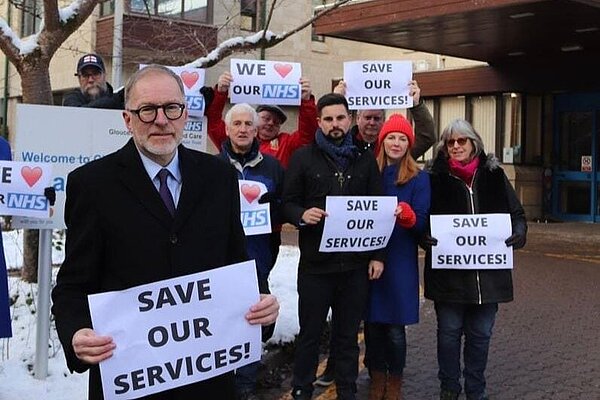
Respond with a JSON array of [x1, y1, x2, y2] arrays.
[[78, 70, 102, 78], [127, 103, 186, 123], [447, 137, 469, 147]]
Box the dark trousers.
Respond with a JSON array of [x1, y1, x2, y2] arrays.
[[365, 322, 407, 375], [292, 268, 369, 397], [435, 301, 498, 399]]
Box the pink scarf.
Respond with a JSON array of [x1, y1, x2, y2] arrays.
[[449, 156, 480, 186]]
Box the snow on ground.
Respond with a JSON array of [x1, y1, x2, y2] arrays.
[[0, 230, 300, 400]]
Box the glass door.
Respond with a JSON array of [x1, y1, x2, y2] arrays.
[[553, 94, 599, 222]]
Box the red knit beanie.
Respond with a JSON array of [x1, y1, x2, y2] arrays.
[[376, 114, 415, 156]]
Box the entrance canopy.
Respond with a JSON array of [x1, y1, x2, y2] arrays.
[[314, 0, 600, 94]]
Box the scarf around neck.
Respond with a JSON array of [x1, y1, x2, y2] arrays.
[[315, 128, 357, 170], [449, 155, 480, 186]]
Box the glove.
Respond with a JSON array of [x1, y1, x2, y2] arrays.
[[419, 233, 438, 250], [199, 86, 214, 109], [505, 232, 526, 249], [44, 187, 56, 206], [395, 201, 416, 228], [258, 192, 277, 204]]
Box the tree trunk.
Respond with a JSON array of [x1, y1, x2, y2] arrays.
[[19, 58, 53, 283]]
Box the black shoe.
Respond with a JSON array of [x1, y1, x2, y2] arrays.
[[291, 387, 313, 400], [440, 389, 459, 400], [314, 370, 335, 387], [467, 395, 489, 400]]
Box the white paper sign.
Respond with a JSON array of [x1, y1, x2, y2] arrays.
[[88, 260, 261, 400], [319, 196, 397, 252], [430, 213, 513, 269], [230, 58, 302, 106], [239, 180, 271, 236], [0, 161, 53, 218], [13, 104, 206, 229], [343, 61, 413, 110]]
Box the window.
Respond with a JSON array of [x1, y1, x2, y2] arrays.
[[21, 0, 42, 36], [311, 0, 328, 42], [240, 0, 257, 31], [129, 0, 212, 23], [99, 0, 115, 17]]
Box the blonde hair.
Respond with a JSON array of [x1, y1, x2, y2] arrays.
[[376, 147, 419, 185]]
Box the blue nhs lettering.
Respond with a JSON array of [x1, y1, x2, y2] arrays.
[[262, 84, 299, 99], [7, 193, 48, 210], [241, 210, 268, 228], [185, 95, 205, 111]]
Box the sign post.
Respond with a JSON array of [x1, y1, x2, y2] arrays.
[[33, 229, 52, 379]]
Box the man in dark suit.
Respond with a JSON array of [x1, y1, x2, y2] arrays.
[[51, 65, 279, 400]]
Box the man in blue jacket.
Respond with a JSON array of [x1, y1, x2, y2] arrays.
[[219, 103, 284, 400]]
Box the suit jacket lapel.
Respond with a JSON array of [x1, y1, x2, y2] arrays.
[[173, 145, 206, 231], [117, 140, 173, 228]]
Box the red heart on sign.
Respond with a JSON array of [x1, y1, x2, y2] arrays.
[[241, 184, 261, 204], [21, 166, 43, 187], [274, 63, 293, 78], [180, 71, 199, 89]]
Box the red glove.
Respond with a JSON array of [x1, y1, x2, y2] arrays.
[[396, 201, 416, 228]]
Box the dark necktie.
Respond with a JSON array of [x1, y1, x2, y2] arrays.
[[157, 168, 176, 217]]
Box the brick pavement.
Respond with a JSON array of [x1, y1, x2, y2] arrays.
[[269, 222, 600, 399]]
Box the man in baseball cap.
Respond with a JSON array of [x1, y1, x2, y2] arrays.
[[63, 53, 124, 109]]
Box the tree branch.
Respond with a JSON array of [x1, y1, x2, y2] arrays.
[[37, 0, 99, 56], [186, 0, 353, 68], [43, 0, 61, 31], [260, 0, 276, 42], [0, 18, 24, 65]]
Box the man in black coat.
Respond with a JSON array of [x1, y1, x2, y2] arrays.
[[283, 93, 383, 400], [62, 53, 124, 109], [51, 65, 279, 400]]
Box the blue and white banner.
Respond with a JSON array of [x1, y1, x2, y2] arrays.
[[0, 161, 53, 218], [229, 59, 302, 106]]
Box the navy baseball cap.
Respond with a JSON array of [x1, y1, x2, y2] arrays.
[[256, 105, 287, 124], [76, 53, 105, 75]]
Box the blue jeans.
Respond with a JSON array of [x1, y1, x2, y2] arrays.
[[364, 323, 406, 375], [435, 302, 498, 399]]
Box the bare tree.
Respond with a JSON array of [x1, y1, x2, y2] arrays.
[[0, 0, 352, 282]]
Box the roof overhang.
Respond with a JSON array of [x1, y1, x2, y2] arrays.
[[314, 0, 600, 93]]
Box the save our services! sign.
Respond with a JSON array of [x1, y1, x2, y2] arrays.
[[89, 261, 260, 400], [430, 213, 513, 269], [343, 60, 413, 110]]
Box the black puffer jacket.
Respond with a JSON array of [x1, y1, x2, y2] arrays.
[[62, 83, 124, 109], [424, 151, 527, 304], [282, 138, 382, 274]]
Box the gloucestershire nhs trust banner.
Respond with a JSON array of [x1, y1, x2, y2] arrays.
[[89, 261, 261, 400], [13, 104, 206, 230], [343, 61, 413, 110], [430, 213, 513, 270], [319, 196, 397, 252], [230, 58, 302, 106]]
